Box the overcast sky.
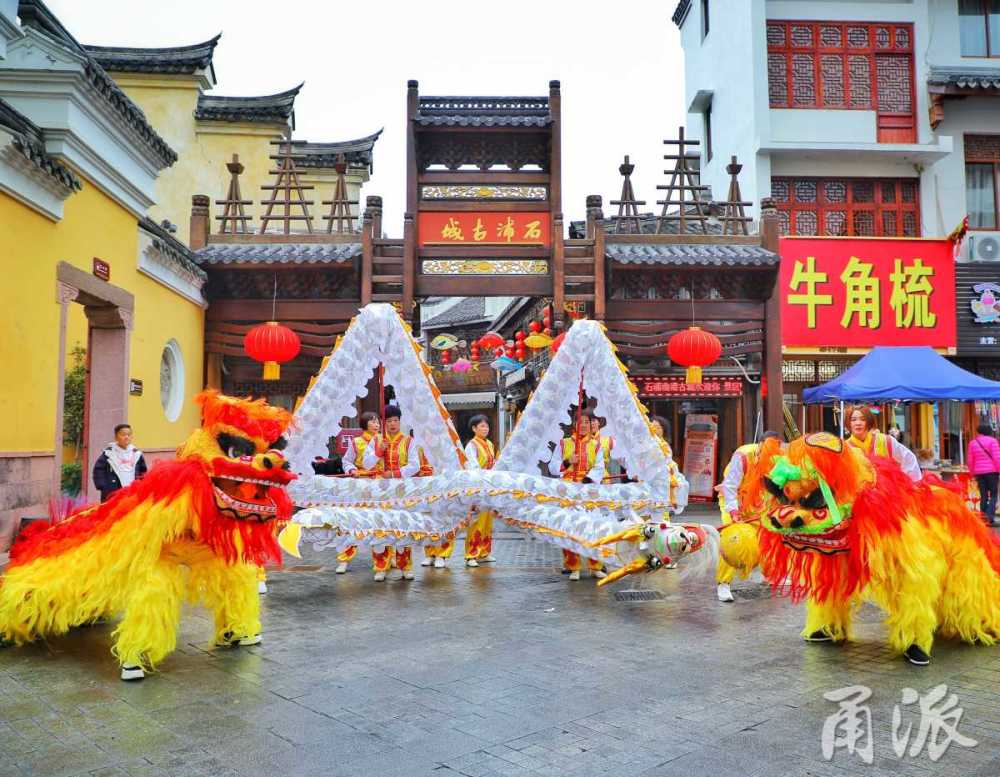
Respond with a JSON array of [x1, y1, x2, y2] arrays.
[[50, 0, 687, 234]]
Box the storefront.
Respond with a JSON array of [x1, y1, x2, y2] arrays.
[[780, 236, 957, 453], [954, 258, 1000, 446]]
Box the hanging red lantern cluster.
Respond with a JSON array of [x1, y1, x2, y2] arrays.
[[542, 305, 552, 336], [470, 340, 480, 362], [244, 321, 301, 380], [528, 321, 541, 333], [667, 326, 722, 384], [514, 330, 527, 362], [441, 349, 451, 366]]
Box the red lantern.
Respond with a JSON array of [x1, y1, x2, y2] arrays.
[[244, 321, 301, 380], [441, 349, 451, 365], [543, 327, 552, 337], [543, 306, 552, 326], [667, 326, 722, 384], [470, 345, 480, 362], [505, 344, 515, 358], [515, 348, 527, 362], [515, 330, 526, 342], [494, 346, 504, 358], [479, 331, 504, 349], [760, 375, 768, 398], [550, 332, 566, 355], [528, 321, 542, 333]]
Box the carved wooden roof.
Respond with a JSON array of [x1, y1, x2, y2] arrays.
[[84, 34, 220, 75], [415, 96, 551, 127], [195, 84, 302, 126]]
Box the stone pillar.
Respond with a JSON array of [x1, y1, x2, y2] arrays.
[[760, 197, 784, 434], [52, 281, 79, 497]]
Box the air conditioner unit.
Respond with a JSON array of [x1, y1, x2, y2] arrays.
[[968, 232, 1000, 261]]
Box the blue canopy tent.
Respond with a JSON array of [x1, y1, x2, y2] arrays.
[[803, 346, 1000, 464]]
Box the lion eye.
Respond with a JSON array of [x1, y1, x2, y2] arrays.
[[800, 489, 826, 510], [763, 477, 789, 504], [217, 433, 256, 459]]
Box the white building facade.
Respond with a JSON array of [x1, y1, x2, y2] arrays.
[[674, 0, 1000, 258]]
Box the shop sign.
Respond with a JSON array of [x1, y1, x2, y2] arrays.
[[683, 414, 718, 501], [505, 365, 529, 385], [418, 212, 550, 247], [633, 376, 743, 398], [780, 237, 956, 351], [971, 282, 1000, 324], [92, 257, 110, 281]]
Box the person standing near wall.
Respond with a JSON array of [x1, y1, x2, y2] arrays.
[[92, 424, 147, 502], [967, 423, 1000, 527]]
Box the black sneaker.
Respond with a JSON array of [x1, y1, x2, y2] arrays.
[[804, 630, 834, 642], [904, 644, 930, 666]]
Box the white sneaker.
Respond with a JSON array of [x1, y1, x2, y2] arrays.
[[335, 562, 349, 574], [569, 570, 581, 581], [466, 559, 479, 568], [433, 557, 446, 568], [592, 568, 608, 580], [717, 583, 735, 602], [373, 571, 386, 582], [237, 634, 261, 646], [402, 570, 414, 581], [421, 557, 433, 567], [258, 580, 268, 594], [480, 555, 497, 563], [120, 665, 144, 682], [665, 561, 678, 569]]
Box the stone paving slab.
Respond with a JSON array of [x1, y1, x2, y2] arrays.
[[1, 520, 998, 777]]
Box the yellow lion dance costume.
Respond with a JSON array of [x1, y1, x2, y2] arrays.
[[0, 391, 294, 681], [747, 432, 1000, 665]]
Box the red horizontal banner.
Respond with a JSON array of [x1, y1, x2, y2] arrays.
[[780, 237, 956, 350], [633, 376, 743, 398], [418, 212, 550, 247]]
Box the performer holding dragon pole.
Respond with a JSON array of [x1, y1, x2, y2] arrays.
[[363, 405, 420, 581], [549, 409, 608, 581], [463, 414, 498, 568], [335, 411, 383, 575]]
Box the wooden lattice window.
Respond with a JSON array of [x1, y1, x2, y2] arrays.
[[772, 177, 920, 237], [965, 135, 1000, 229], [767, 20, 916, 143]]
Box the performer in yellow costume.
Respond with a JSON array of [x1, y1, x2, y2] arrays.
[[845, 405, 921, 482], [591, 415, 617, 484], [463, 415, 498, 568], [715, 431, 782, 602], [363, 405, 419, 581], [335, 412, 383, 574], [419, 445, 455, 568], [549, 410, 607, 581]]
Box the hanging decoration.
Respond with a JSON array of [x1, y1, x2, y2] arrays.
[[550, 332, 566, 355], [244, 276, 301, 380], [441, 349, 452, 366], [452, 357, 472, 373], [479, 331, 504, 350], [667, 326, 722, 385], [430, 333, 459, 350], [525, 332, 553, 349]]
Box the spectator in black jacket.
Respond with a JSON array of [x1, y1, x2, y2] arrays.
[[92, 424, 147, 502]]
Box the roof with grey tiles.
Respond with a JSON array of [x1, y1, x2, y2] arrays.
[[296, 130, 383, 173], [928, 66, 1000, 90], [194, 242, 361, 266], [422, 297, 488, 329], [140, 217, 206, 281], [195, 84, 301, 125], [605, 242, 778, 267], [17, 1, 177, 167], [570, 211, 724, 238], [415, 96, 551, 128], [84, 34, 220, 75], [0, 98, 82, 191]]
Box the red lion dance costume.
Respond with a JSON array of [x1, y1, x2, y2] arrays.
[[747, 432, 1000, 665], [0, 391, 294, 680]]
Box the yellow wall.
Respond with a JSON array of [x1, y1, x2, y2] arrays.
[[0, 182, 204, 454], [112, 74, 368, 243]]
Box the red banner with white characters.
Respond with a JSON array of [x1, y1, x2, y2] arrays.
[[418, 212, 550, 247], [780, 237, 956, 351]]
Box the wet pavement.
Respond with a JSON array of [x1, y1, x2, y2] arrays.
[[1, 511, 998, 777]]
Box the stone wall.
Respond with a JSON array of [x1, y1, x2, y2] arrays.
[[0, 453, 53, 552]]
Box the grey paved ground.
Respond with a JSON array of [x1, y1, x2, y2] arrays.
[[1, 510, 998, 777]]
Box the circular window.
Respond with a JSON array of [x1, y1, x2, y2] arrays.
[[159, 339, 185, 422]]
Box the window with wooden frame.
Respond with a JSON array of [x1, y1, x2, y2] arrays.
[[966, 135, 1000, 229], [766, 20, 916, 143], [959, 0, 1000, 57], [772, 177, 920, 236]]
